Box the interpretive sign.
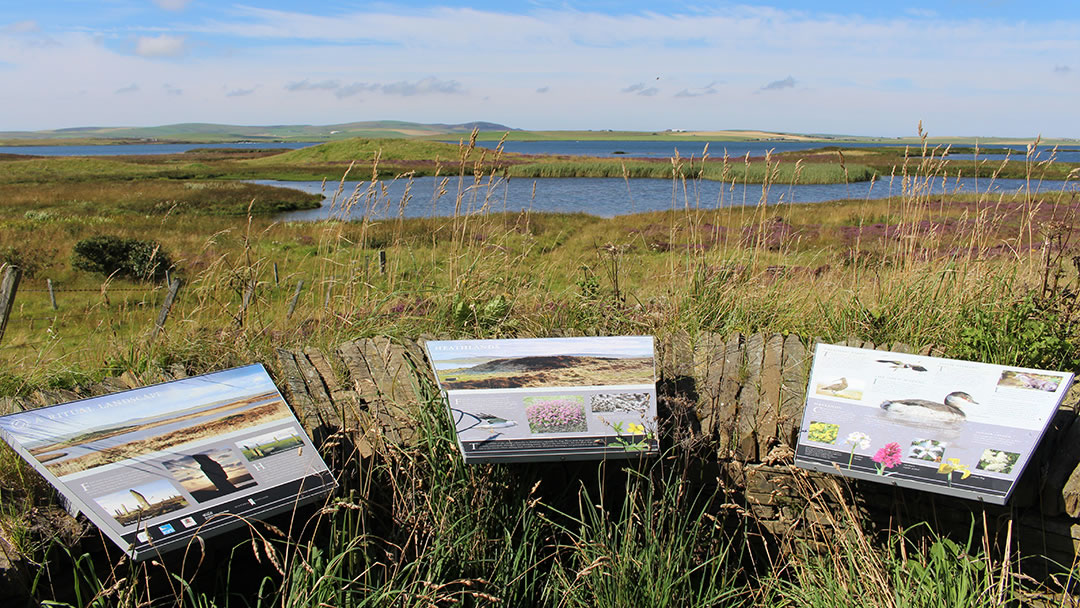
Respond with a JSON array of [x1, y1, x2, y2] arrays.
[[0, 364, 335, 560], [794, 344, 1074, 504], [425, 336, 659, 463]]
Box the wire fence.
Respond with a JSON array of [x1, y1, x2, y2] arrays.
[[1, 255, 392, 349]]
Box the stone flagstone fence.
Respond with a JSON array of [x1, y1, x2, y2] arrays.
[[3, 332, 1080, 584]]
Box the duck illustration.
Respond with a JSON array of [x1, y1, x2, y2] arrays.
[[818, 377, 848, 392], [880, 391, 978, 422], [876, 360, 928, 372]]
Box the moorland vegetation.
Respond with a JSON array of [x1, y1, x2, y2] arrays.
[[0, 128, 1078, 606]]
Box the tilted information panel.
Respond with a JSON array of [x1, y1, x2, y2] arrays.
[[426, 336, 659, 463], [0, 364, 335, 560], [795, 344, 1074, 504]]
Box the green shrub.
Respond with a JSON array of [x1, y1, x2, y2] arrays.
[[956, 291, 1079, 371], [71, 235, 172, 281]]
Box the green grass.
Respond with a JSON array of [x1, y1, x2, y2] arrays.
[[507, 158, 877, 183]]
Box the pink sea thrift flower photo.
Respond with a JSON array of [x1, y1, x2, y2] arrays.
[[524, 397, 587, 433]]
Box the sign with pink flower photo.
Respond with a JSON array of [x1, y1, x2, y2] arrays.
[[795, 344, 1074, 504], [425, 336, 658, 463]]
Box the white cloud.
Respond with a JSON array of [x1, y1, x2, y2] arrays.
[[115, 83, 139, 94], [675, 81, 720, 97], [284, 77, 463, 98], [382, 77, 462, 96], [2, 20, 39, 34], [622, 82, 659, 96], [285, 79, 340, 91], [226, 87, 255, 97], [135, 34, 186, 58], [2, 6, 1080, 136], [153, 0, 193, 10]]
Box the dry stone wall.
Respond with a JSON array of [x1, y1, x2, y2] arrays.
[[3, 331, 1080, 582]]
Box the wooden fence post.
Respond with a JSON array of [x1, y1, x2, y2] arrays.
[[151, 278, 182, 341], [0, 266, 21, 346], [241, 279, 256, 325], [47, 278, 58, 310], [287, 280, 304, 318], [273, 262, 280, 286], [379, 250, 387, 274]]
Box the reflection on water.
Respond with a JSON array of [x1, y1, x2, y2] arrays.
[[266, 175, 1079, 220]]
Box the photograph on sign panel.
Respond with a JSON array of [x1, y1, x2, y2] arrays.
[[161, 447, 256, 502], [236, 427, 305, 461], [427, 336, 654, 390], [0, 365, 292, 478], [92, 478, 190, 527]]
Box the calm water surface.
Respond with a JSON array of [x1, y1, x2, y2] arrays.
[[266, 176, 1080, 220]]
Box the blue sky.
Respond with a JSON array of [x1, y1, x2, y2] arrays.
[[1, 1, 1078, 137]]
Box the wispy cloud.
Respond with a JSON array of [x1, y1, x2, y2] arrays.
[[226, 87, 255, 97], [761, 76, 796, 91], [135, 34, 186, 58], [4, 5, 1080, 136], [382, 77, 462, 96], [674, 81, 720, 98], [153, 0, 193, 10], [115, 83, 139, 94], [905, 8, 938, 19], [2, 20, 39, 34], [163, 84, 183, 96], [622, 82, 659, 96], [286, 77, 463, 98], [335, 82, 378, 98], [285, 79, 340, 92]]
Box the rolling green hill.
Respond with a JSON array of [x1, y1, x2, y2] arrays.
[[0, 121, 514, 145]]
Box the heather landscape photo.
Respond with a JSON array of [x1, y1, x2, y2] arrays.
[[429, 336, 655, 390]]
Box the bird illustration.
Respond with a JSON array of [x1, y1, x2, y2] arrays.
[[876, 360, 928, 372], [818, 377, 848, 392], [880, 391, 978, 423], [476, 414, 518, 430]]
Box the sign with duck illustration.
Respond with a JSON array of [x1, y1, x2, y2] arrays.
[[795, 344, 1074, 504], [0, 365, 335, 560], [425, 336, 658, 463]]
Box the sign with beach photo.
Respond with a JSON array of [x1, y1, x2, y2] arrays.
[[425, 336, 658, 463], [0, 364, 335, 561], [794, 344, 1074, 504]]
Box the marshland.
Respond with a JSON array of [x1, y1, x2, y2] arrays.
[[1, 129, 1079, 606]]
